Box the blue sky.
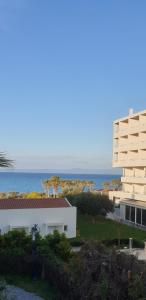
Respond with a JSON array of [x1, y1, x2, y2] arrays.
[[1, 0, 146, 173]]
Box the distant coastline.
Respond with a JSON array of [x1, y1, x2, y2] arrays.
[[0, 171, 121, 193], [0, 169, 122, 175]]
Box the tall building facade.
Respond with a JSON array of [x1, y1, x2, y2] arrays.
[[111, 109, 146, 226]]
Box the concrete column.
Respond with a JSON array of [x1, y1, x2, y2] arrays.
[[135, 207, 137, 224], [123, 168, 125, 177]]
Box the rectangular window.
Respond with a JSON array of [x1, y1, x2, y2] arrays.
[[131, 206, 135, 223], [64, 225, 68, 232], [142, 210, 146, 226], [125, 205, 130, 220], [136, 208, 141, 225]]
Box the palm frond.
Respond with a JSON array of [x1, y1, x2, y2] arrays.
[[0, 153, 13, 168]]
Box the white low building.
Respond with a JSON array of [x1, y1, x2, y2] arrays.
[[0, 198, 76, 238]]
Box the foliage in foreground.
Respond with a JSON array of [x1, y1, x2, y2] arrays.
[[70, 241, 146, 300], [0, 153, 13, 168], [0, 230, 146, 299]]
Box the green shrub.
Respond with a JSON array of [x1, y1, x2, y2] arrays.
[[67, 192, 114, 216]]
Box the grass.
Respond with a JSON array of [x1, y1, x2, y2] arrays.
[[77, 214, 146, 242], [4, 275, 60, 300]]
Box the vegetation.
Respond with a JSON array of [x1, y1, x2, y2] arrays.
[[0, 230, 72, 299], [70, 241, 146, 300], [5, 275, 59, 300], [77, 213, 146, 243], [0, 192, 46, 199], [102, 181, 111, 191], [42, 176, 95, 197], [0, 153, 13, 168], [68, 192, 114, 216], [25, 192, 45, 199], [102, 178, 121, 191], [0, 230, 146, 299]]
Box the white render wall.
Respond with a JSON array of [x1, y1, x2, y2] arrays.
[[0, 207, 77, 238]]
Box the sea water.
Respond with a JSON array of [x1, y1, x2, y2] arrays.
[[0, 172, 120, 193]]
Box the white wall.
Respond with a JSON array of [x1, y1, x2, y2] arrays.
[[0, 207, 77, 238]]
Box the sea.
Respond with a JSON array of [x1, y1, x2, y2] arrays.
[[0, 172, 121, 193]]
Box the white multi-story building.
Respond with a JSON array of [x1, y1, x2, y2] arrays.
[[110, 108, 146, 226], [0, 198, 76, 238]]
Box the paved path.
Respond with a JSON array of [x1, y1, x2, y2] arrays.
[[5, 285, 45, 300]]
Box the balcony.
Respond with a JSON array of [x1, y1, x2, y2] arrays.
[[114, 123, 146, 138], [109, 190, 146, 203], [121, 177, 146, 184], [113, 158, 146, 168]]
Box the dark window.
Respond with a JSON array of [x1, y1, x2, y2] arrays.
[[131, 206, 135, 223], [136, 208, 141, 225], [142, 210, 146, 226], [64, 225, 68, 231], [125, 205, 130, 220]]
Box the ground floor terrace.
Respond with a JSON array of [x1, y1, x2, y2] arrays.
[[120, 199, 146, 227]]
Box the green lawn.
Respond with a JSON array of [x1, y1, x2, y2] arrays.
[[77, 214, 146, 242], [4, 275, 60, 300]]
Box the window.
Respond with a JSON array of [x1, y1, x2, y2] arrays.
[[131, 207, 135, 222], [136, 208, 141, 225], [125, 205, 130, 220], [125, 205, 135, 222], [64, 225, 68, 232], [142, 210, 146, 226]]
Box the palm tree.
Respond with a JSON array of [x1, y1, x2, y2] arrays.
[[102, 181, 110, 191], [60, 179, 67, 194], [49, 176, 60, 197], [111, 178, 121, 191], [42, 180, 52, 197], [0, 153, 13, 168], [86, 180, 95, 191]]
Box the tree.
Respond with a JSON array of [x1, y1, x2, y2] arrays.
[[111, 178, 121, 191], [7, 191, 19, 198], [50, 176, 60, 197], [0, 153, 13, 168], [26, 192, 43, 199], [42, 176, 61, 197], [42, 180, 52, 197], [67, 192, 114, 216], [102, 181, 110, 191]]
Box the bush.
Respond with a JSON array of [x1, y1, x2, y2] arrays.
[[69, 238, 84, 247], [67, 192, 114, 216], [102, 238, 144, 248], [0, 230, 72, 276]]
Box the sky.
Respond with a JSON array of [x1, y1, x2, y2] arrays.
[[1, 0, 146, 173]]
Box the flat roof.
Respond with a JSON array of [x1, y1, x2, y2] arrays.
[[121, 199, 146, 209], [114, 109, 146, 124], [0, 198, 71, 210]]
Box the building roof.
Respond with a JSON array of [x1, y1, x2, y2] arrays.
[[120, 199, 146, 209], [114, 109, 146, 123], [0, 198, 71, 210]]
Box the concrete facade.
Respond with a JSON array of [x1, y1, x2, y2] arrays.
[[111, 109, 146, 226]]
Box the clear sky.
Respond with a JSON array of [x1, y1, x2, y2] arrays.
[[1, 0, 146, 173]]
